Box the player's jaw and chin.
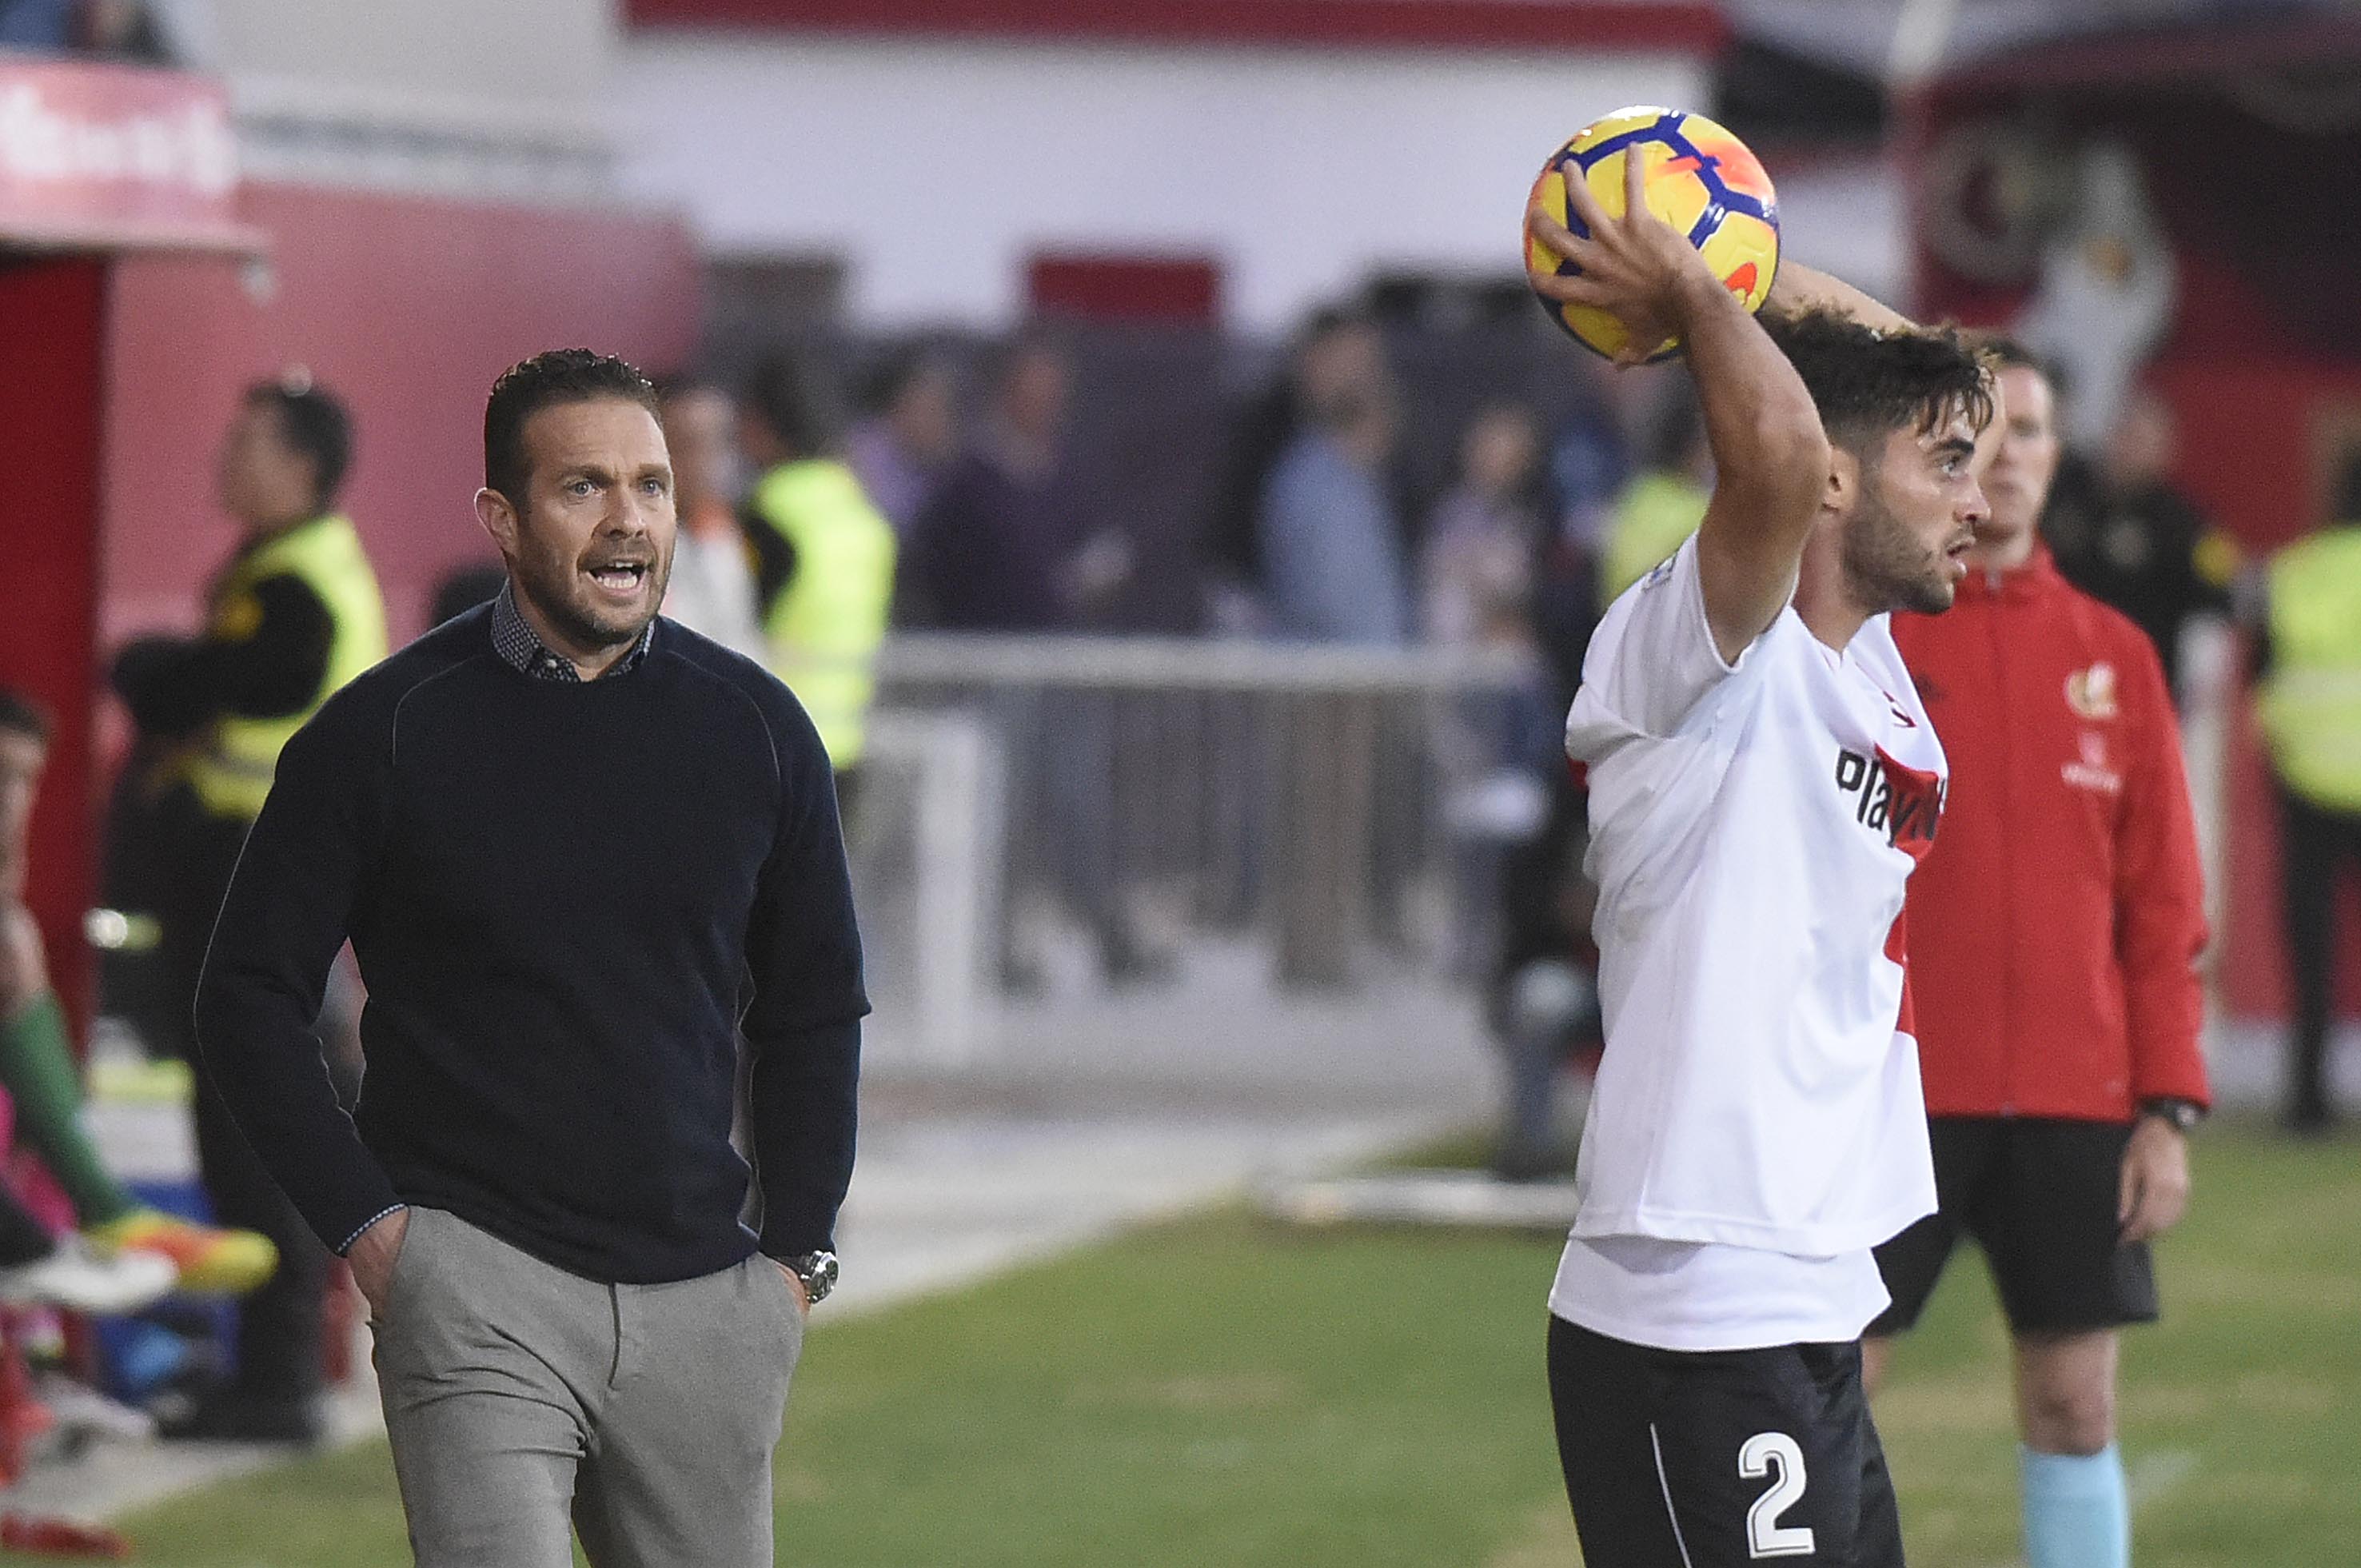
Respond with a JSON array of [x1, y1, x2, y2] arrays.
[[1834, 427, 1987, 620], [1840, 482, 1961, 617]]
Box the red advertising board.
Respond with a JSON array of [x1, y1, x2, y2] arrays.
[[0, 51, 261, 252]]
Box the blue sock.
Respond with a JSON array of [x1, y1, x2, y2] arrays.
[[2021, 1444, 2130, 1568]]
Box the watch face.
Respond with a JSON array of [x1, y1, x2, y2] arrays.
[[798, 1252, 840, 1302]]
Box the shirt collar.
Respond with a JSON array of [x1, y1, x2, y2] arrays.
[[490, 580, 653, 683]]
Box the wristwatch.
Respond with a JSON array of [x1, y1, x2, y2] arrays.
[[2140, 1097, 2204, 1133], [784, 1250, 839, 1306]]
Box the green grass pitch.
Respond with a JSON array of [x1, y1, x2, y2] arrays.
[[15, 1117, 2351, 1567]]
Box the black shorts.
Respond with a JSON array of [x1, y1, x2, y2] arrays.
[[1547, 1315, 1905, 1568], [1868, 1115, 2159, 1338]]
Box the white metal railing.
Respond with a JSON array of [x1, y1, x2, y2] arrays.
[[851, 635, 1551, 1065]]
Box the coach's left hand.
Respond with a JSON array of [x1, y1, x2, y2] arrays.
[[2118, 1116, 2191, 1244]]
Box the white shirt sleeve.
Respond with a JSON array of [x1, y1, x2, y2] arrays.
[[1566, 533, 1747, 756]]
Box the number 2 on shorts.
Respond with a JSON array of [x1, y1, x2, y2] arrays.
[[1739, 1432, 1816, 1559]]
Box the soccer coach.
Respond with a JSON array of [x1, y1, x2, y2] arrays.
[[196, 349, 864, 1566]]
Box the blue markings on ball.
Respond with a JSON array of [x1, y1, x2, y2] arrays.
[[1553, 111, 1773, 273]]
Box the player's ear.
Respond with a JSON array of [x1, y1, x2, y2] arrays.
[[1822, 443, 1859, 518], [474, 487, 521, 558]]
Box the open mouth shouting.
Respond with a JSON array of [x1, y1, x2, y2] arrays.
[[584, 555, 654, 604]]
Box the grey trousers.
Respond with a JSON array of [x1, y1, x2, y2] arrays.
[[371, 1207, 804, 1568]]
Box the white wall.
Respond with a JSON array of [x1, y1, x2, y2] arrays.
[[153, 0, 622, 197], [1770, 154, 1907, 307], [618, 32, 1706, 331]]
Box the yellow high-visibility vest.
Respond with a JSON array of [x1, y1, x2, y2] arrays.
[[2256, 525, 2361, 814], [1601, 472, 1709, 608], [185, 514, 388, 821], [748, 461, 896, 771]]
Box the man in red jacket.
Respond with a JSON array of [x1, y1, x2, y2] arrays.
[[1865, 341, 2211, 1568]]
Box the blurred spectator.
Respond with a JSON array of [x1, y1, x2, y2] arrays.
[[912, 337, 1158, 985], [1202, 309, 1394, 635], [1258, 313, 1408, 645], [426, 563, 509, 631], [107, 375, 386, 1444], [847, 349, 961, 538], [1422, 401, 1544, 655], [2042, 384, 2237, 700], [2247, 452, 2361, 1135], [655, 375, 768, 664], [738, 349, 898, 793], [1543, 390, 1631, 575], [1598, 385, 1712, 606], [0, 0, 172, 61], [910, 336, 1132, 632], [0, 688, 273, 1295], [78, 0, 169, 61], [1422, 403, 1594, 1175]]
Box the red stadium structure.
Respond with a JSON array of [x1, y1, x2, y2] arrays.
[[0, 53, 698, 1032], [1900, 12, 2361, 1026]]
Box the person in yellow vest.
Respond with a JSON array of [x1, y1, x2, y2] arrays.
[[110, 374, 386, 1443], [1597, 388, 1713, 606], [736, 350, 897, 813], [2249, 453, 2361, 1134]]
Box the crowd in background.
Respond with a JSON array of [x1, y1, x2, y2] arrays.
[[0, 287, 2351, 1473], [381, 301, 2355, 1160]]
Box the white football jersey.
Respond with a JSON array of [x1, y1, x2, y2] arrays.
[[1555, 534, 1944, 1315]]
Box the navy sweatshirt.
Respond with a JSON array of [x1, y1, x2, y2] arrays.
[[194, 606, 866, 1284]]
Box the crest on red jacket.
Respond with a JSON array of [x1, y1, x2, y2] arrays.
[[2065, 661, 2119, 719]]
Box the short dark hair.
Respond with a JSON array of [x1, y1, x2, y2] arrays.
[[483, 349, 660, 503], [1974, 333, 2062, 393], [245, 377, 353, 513], [0, 686, 50, 744], [1761, 311, 1995, 457], [742, 348, 846, 459]]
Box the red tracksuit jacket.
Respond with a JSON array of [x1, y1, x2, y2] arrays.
[[1892, 548, 2212, 1123]]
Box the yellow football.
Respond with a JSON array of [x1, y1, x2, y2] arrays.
[[1525, 106, 1781, 362]]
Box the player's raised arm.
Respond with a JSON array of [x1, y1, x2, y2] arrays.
[[1529, 155, 1828, 663], [1765, 259, 1918, 335]]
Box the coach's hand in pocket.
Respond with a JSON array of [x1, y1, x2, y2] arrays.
[[2117, 1118, 2190, 1245], [349, 1207, 412, 1320], [772, 1259, 811, 1319]]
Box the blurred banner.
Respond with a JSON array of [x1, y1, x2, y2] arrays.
[[0, 53, 259, 252]]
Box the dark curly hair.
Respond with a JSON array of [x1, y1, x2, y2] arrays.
[[1761, 310, 1994, 457], [483, 349, 660, 503]]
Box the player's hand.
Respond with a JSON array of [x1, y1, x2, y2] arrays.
[[772, 1258, 811, 1317], [0, 904, 48, 1021], [2117, 1116, 2191, 1244], [1526, 149, 1722, 365], [348, 1207, 410, 1320]]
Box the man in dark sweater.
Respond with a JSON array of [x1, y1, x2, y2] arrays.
[[196, 349, 864, 1566]]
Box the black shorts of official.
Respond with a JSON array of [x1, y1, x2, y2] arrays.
[[1868, 1115, 2160, 1339], [1547, 1315, 1905, 1568]]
